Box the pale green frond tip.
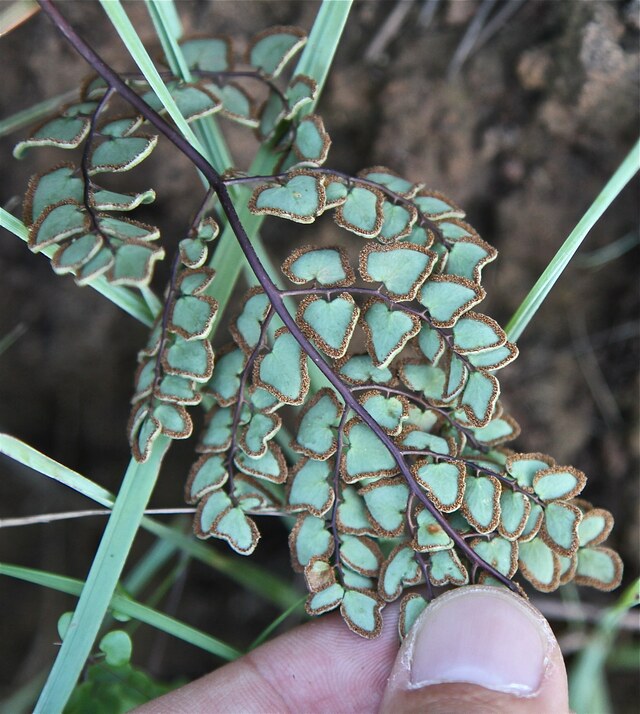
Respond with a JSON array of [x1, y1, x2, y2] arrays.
[[283, 246, 353, 287], [14, 115, 91, 158], [362, 245, 435, 301], [363, 300, 420, 368], [518, 538, 560, 592], [340, 590, 382, 638], [89, 135, 158, 174], [291, 514, 333, 571], [380, 547, 421, 602], [179, 37, 231, 72], [414, 508, 453, 552], [471, 537, 517, 578], [399, 594, 428, 638], [288, 458, 333, 515], [361, 480, 409, 536], [462, 475, 500, 533], [57, 612, 74, 641], [335, 186, 383, 237], [293, 114, 331, 165]]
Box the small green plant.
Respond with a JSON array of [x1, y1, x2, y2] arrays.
[[56, 612, 178, 712], [1, 1, 636, 711]]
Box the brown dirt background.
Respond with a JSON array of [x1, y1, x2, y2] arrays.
[[0, 0, 638, 709]]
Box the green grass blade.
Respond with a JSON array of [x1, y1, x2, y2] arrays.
[[34, 436, 170, 713], [506, 139, 640, 342], [0, 536, 181, 714], [0, 562, 240, 661], [0, 89, 77, 138], [0, 433, 113, 507], [569, 578, 640, 714], [0, 208, 27, 240], [0, 322, 27, 357], [0, 209, 154, 326], [144, 0, 234, 172], [99, 0, 204, 155], [0, 434, 300, 609], [145, 0, 192, 79], [293, 0, 352, 107]]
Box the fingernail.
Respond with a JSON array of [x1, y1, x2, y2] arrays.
[[407, 586, 552, 696]]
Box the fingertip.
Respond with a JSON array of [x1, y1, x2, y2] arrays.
[[380, 585, 569, 714]]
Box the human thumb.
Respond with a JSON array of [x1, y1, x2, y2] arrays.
[[379, 585, 569, 714]]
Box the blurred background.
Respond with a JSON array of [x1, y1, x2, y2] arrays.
[[0, 1, 638, 711]]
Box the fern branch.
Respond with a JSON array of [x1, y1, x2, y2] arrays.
[[80, 87, 119, 254], [37, 0, 518, 595], [205, 0, 353, 326], [225, 168, 448, 245]]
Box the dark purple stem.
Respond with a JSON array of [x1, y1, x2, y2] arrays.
[[330, 409, 350, 585], [38, 0, 519, 594]]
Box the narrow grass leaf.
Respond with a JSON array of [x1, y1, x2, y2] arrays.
[[0, 562, 241, 660], [569, 579, 640, 714], [34, 437, 170, 713], [506, 139, 639, 342], [99, 0, 204, 155], [0, 434, 300, 608], [144, 0, 233, 172]]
